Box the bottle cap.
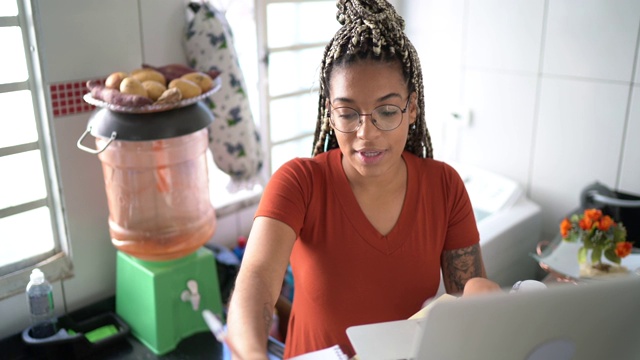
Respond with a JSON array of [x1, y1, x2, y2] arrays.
[[30, 268, 45, 284], [237, 236, 247, 248]]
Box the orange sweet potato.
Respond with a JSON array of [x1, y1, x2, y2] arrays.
[[90, 85, 153, 107]]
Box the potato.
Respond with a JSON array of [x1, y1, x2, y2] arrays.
[[181, 72, 213, 92], [142, 80, 167, 101], [131, 69, 166, 86], [168, 78, 202, 99], [105, 71, 128, 89], [120, 77, 148, 98], [155, 88, 182, 105]]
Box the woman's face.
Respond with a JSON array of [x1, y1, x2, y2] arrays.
[[328, 60, 416, 181]]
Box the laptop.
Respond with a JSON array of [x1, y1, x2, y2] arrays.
[[347, 275, 640, 360]]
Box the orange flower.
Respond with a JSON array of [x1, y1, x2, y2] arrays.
[[615, 242, 633, 258], [584, 208, 602, 222], [560, 218, 572, 238], [579, 216, 593, 230], [597, 215, 614, 231]]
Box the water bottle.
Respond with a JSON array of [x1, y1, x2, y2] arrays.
[[26, 268, 57, 338]]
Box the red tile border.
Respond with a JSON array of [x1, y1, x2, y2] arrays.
[[49, 78, 105, 118]]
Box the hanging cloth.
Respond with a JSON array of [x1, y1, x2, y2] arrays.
[[184, 1, 264, 192]]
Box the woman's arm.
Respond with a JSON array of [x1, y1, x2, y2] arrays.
[[227, 216, 297, 359], [440, 244, 500, 296]]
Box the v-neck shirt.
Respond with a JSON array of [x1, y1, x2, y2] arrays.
[[255, 148, 479, 358]]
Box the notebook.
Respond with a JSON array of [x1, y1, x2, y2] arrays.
[[348, 275, 640, 360], [288, 344, 349, 360]]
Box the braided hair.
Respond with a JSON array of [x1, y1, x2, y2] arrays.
[[311, 0, 433, 159]]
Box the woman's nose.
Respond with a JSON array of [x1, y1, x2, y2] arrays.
[[356, 114, 380, 138]]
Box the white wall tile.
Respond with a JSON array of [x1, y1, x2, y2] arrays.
[[465, 0, 545, 73], [531, 77, 629, 238], [36, 0, 143, 82], [402, 0, 465, 160], [543, 0, 640, 82], [139, 0, 189, 66], [619, 85, 640, 195], [404, 0, 464, 71], [457, 70, 538, 189]]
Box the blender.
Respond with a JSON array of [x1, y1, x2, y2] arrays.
[[77, 101, 223, 355]]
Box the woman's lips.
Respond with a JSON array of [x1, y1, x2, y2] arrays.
[[356, 150, 384, 164]]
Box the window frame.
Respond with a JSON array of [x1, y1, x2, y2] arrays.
[[0, 0, 72, 300], [255, 0, 337, 175]]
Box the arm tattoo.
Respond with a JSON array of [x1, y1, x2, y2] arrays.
[[441, 244, 485, 294]]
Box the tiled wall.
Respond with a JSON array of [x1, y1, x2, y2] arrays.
[[49, 80, 100, 117], [404, 0, 640, 240]]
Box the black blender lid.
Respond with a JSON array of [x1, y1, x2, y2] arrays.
[[87, 101, 214, 141]]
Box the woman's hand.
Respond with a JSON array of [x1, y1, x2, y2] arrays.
[[461, 277, 502, 297]]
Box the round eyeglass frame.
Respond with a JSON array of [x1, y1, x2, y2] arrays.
[[329, 97, 411, 133]]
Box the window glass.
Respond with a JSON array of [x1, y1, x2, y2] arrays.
[[207, 151, 263, 209], [0, 207, 55, 267], [270, 135, 313, 174], [0, 26, 28, 84], [268, 47, 324, 97], [0, 0, 18, 16], [0, 90, 38, 147], [267, 1, 340, 48], [0, 151, 47, 209], [269, 93, 318, 143]]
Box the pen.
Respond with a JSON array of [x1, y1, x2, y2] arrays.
[[202, 309, 243, 359]]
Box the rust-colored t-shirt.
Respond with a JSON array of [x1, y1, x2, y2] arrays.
[[255, 149, 479, 358]]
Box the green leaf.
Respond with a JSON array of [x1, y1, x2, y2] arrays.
[[590, 247, 603, 264], [578, 247, 588, 264], [604, 249, 621, 264], [563, 232, 578, 243], [582, 235, 594, 249], [613, 224, 627, 242]]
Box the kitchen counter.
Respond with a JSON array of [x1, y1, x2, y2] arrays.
[[1, 296, 224, 360]]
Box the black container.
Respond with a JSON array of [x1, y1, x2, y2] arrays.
[[581, 182, 640, 248], [22, 312, 130, 359]]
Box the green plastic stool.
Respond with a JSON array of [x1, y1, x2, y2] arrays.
[[116, 247, 223, 355]]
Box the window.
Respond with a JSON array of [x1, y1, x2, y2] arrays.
[[0, 0, 72, 299], [255, 0, 339, 174]]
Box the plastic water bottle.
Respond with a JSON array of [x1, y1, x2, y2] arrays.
[[26, 268, 57, 338]]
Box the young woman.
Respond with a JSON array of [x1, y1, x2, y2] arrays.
[[227, 0, 499, 358]]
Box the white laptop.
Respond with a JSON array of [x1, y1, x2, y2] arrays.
[[347, 275, 640, 360]]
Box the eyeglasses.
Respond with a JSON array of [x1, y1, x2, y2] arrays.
[[329, 97, 411, 133]]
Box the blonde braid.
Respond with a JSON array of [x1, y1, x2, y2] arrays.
[[312, 0, 433, 158]]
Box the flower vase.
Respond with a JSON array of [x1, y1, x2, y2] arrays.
[[561, 208, 632, 279], [578, 250, 629, 278]]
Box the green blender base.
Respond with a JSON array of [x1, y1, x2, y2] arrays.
[[116, 247, 223, 355]]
